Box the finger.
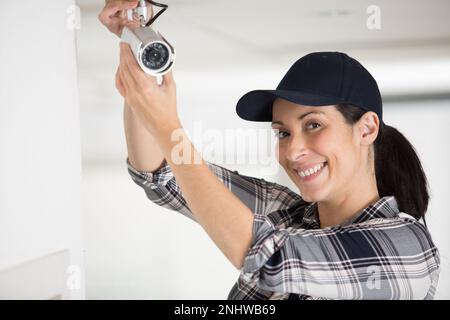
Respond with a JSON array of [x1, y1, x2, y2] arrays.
[[115, 66, 126, 97], [119, 63, 134, 96], [102, 15, 124, 28], [104, 0, 138, 12], [119, 45, 136, 90], [98, 9, 123, 27], [119, 42, 138, 85], [119, 45, 145, 96], [162, 69, 175, 88], [99, 0, 138, 24], [120, 42, 158, 87]]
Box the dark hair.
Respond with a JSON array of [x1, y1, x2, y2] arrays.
[[335, 104, 430, 224]]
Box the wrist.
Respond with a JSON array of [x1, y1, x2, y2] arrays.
[[155, 124, 199, 165], [151, 118, 183, 141]]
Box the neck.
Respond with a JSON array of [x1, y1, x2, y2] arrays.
[[317, 172, 380, 228]]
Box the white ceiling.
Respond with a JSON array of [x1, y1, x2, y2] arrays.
[[75, 0, 450, 161], [77, 0, 450, 68]]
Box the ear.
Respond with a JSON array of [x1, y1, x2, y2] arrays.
[[357, 111, 380, 146]]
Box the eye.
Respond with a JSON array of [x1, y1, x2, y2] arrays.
[[306, 121, 321, 130], [274, 130, 289, 139]]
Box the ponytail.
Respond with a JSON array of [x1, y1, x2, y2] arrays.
[[374, 124, 429, 222], [336, 104, 430, 223]]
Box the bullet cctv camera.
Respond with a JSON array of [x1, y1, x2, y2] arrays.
[[120, 1, 175, 76], [121, 26, 175, 76]]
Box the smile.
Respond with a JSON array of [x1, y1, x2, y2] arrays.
[[294, 162, 327, 182]]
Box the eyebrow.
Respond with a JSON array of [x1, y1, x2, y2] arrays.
[[271, 111, 325, 126]]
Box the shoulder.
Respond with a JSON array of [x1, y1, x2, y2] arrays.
[[264, 181, 303, 211], [347, 213, 440, 264]]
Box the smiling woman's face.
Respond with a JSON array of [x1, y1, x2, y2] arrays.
[[272, 98, 364, 203]]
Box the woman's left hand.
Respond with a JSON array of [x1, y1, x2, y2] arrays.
[[116, 42, 181, 138]]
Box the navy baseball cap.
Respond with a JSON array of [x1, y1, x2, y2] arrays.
[[236, 52, 383, 125]]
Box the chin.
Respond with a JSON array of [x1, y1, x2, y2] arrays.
[[297, 186, 328, 203], [299, 192, 319, 203]]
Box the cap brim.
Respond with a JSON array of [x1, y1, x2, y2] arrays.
[[236, 89, 346, 122]]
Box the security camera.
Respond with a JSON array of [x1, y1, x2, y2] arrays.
[[121, 26, 175, 76], [120, 1, 175, 76]]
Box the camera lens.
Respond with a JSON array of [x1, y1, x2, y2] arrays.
[[142, 42, 169, 70]]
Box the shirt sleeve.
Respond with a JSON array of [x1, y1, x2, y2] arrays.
[[126, 157, 301, 222], [240, 213, 441, 299]]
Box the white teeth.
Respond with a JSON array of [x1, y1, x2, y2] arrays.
[[297, 162, 326, 178]]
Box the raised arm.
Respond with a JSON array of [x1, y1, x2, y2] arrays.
[[98, 1, 165, 172], [99, 1, 295, 213], [124, 103, 166, 172], [127, 154, 301, 222], [115, 39, 305, 269]]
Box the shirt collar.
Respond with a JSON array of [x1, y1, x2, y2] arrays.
[[289, 195, 400, 229]]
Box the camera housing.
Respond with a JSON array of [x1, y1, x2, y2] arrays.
[[121, 25, 176, 76]]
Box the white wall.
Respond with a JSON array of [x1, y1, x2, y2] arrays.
[[387, 100, 450, 299], [0, 0, 85, 299]]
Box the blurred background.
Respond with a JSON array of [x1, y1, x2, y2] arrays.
[[1, 0, 449, 299]]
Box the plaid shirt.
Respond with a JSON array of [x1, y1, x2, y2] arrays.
[[127, 158, 440, 300]]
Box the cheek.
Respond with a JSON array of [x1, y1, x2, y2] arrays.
[[306, 132, 333, 160], [328, 142, 358, 179], [276, 142, 288, 166]]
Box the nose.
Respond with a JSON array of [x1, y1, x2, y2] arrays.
[[284, 134, 307, 162]]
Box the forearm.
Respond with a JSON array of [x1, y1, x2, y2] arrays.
[[156, 125, 254, 269], [117, 33, 253, 268], [123, 102, 165, 172]]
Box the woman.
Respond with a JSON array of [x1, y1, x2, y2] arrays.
[[99, 1, 440, 299]]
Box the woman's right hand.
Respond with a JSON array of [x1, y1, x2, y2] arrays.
[[98, 0, 152, 37]]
